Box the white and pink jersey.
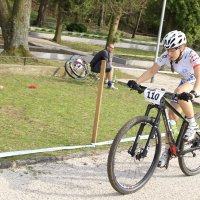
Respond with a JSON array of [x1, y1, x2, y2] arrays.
[[156, 47, 200, 84]]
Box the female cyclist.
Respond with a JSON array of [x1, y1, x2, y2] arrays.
[[127, 30, 200, 168]]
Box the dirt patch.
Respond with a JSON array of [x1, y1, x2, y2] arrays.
[[0, 106, 25, 120]]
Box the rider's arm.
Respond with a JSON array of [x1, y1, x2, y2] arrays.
[[193, 65, 200, 93], [136, 63, 160, 84]]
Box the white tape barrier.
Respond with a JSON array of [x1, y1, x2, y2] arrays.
[[0, 133, 165, 158], [0, 144, 95, 158]]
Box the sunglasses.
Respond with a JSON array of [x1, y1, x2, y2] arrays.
[[167, 47, 178, 53]]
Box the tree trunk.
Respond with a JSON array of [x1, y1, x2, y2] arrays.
[[0, 0, 32, 56], [53, 2, 65, 43], [164, 11, 175, 35], [106, 11, 122, 46], [53, 1, 59, 17], [74, 12, 80, 23], [34, 0, 49, 27], [132, 9, 142, 38], [98, 2, 105, 27]]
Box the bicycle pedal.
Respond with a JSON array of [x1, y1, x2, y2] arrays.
[[157, 162, 168, 169], [191, 139, 200, 148], [157, 162, 162, 168], [165, 158, 170, 169], [157, 154, 171, 169]]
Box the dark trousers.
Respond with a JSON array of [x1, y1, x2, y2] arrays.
[[91, 61, 111, 73]]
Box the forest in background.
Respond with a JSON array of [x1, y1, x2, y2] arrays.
[[0, 0, 200, 56]]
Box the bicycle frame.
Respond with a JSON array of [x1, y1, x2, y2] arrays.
[[129, 96, 189, 158], [107, 86, 200, 194]]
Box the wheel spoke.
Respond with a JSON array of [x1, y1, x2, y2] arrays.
[[178, 112, 200, 176], [107, 117, 161, 194]]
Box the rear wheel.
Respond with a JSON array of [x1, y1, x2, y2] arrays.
[[178, 112, 200, 176], [69, 61, 88, 79], [64, 61, 78, 79], [64, 55, 88, 79], [107, 116, 161, 194]]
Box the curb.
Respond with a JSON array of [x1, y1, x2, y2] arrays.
[[0, 150, 106, 169]]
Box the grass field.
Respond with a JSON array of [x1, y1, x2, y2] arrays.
[[0, 72, 200, 162], [0, 30, 199, 161], [0, 73, 148, 154]]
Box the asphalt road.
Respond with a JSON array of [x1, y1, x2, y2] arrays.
[[0, 150, 200, 200]]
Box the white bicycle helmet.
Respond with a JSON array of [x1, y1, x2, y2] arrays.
[[162, 30, 187, 49]]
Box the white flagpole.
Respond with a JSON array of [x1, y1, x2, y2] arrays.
[[151, 0, 167, 83]]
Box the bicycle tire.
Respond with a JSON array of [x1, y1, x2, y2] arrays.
[[69, 61, 89, 79], [64, 60, 79, 79], [66, 55, 89, 79], [178, 112, 200, 176], [107, 116, 161, 194]]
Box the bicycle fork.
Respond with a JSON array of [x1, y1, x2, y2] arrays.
[[128, 104, 160, 159]]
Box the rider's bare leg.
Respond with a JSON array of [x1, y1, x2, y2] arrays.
[[166, 82, 194, 142], [158, 82, 194, 167]]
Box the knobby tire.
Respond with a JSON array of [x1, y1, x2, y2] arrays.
[[178, 112, 200, 176], [107, 116, 161, 194]]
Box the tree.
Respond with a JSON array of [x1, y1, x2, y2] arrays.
[[53, 1, 65, 43], [131, 0, 148, 38], [52, 0, 72, 43], [98, 0, 106, 27], [106, 0, 144, 45], [106, 11, 122, 45], [142, 0, 200, 48], [0, 0, 32, 56], [166, 0, 200, 48], [52, 0, 91, 43], [34, 0, 49, 27], [141, 0, 162, 35]]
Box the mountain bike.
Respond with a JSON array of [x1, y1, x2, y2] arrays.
[[107, 85, 200, 194], [64, 55, 98, 80]]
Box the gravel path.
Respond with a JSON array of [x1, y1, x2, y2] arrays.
[[0, 150, 200, 200]]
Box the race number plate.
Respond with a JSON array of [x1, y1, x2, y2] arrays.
[[144, 88, 166, 105]]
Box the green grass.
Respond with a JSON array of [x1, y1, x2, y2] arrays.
[[0, 73, 199, 161], [0, 55, 65, 66], [0, 73, 147, 153]]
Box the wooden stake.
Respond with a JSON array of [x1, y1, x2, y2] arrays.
[[92, 60, 106, 143]]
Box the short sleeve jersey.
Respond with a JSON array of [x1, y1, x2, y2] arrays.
[[156, 47, 200, 83]]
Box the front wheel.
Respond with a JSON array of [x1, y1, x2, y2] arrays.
[[178, 112, 200, 176], [64, 60, 88, 79], [107, 116, 161, 194]]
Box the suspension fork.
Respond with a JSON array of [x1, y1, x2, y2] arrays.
[[129, 104, 160, 157], [141, 107, 162, 156]]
